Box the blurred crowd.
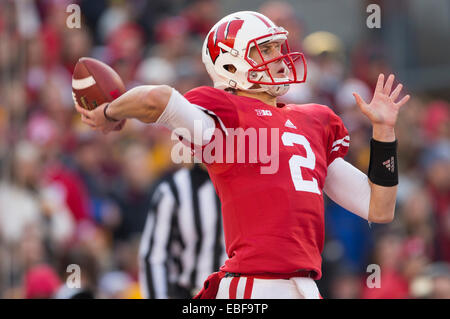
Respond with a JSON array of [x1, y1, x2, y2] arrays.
[[0, 0, 448, 299]]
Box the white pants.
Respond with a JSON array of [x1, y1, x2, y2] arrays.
[[216, 276, 322, 299]]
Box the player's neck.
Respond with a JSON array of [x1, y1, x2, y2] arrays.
[[236, 90, 277, 107]]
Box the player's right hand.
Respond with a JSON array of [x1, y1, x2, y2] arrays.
[[74, 100, 126, 134]]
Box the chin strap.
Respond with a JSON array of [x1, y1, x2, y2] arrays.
[[249, 66, 291, 97], [236, 82, 290, 97], [264, 83, 290, 96]]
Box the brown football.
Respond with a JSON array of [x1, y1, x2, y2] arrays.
[[72, 57, 125, 110]]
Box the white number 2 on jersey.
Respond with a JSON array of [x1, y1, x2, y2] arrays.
[[281, 132, 321, 195]]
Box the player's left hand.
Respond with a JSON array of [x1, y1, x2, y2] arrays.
[[353, 74, 410, 128]]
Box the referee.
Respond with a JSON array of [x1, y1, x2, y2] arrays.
[[138, 164, 226, 298]]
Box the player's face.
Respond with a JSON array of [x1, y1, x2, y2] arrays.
[[249, 41, 288, 79]]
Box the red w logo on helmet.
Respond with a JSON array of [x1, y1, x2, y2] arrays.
[[207, 19, 244, 64]]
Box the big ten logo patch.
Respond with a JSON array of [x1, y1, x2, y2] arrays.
[[255, 109, 272, 117]]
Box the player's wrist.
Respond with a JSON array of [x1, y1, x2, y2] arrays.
[[103, 102, 119, 122], [372, 124, 395, 142]]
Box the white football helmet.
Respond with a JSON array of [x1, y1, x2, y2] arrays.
[[202, 11, 307, 97]]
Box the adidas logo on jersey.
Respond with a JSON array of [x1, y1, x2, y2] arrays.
[[383, 156, 395, 173], [284, 119, 297, 129], [255, 109, 272, 116]]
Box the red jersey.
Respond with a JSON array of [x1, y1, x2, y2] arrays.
[[184, 86, 349, 279]]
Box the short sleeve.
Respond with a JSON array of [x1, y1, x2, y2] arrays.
[[326, 109, 350, 166], [184, 86, 240, 136]]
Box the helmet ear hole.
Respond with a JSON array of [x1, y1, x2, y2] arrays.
[[223, 64, 237, 74]]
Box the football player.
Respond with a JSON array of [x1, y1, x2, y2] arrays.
[[75, 11, 410, 299]]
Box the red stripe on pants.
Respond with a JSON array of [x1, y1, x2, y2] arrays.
[[243, 277, 254, 299], [229, 277, 240, 299]]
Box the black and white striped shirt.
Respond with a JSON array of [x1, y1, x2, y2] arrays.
[[138, 164, 226, 298]]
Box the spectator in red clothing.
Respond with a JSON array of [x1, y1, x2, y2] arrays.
[[421, 100, 449, 143], [152, 16, 191, 62], [42, 160, 91, 224], [400, 237, 431, 287], [106, 23, 145, 85], [25, 264, 61, 299], [182, 0, 220, 38], [421, 142, 450, 262], [36, 0, 74, 70], [362, 233, 410, 299]]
